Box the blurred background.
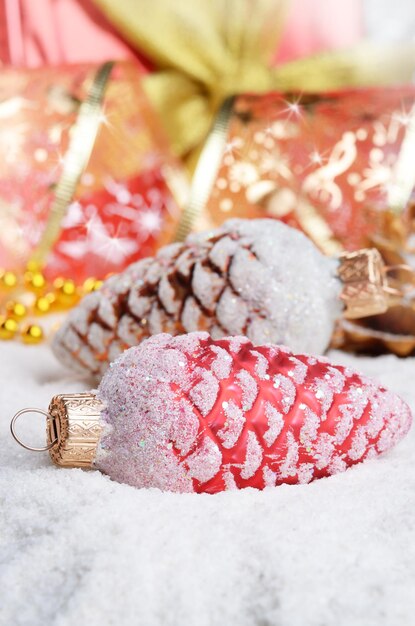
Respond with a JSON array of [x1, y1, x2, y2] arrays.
[[2, 0, 415, 66], [1, 0, 415, 354]]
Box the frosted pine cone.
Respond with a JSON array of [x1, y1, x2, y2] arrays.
[[53, 219, 342, 377], [94, 332, 412, 493]]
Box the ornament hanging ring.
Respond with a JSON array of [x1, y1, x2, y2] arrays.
[[10, 408, 58, 452]]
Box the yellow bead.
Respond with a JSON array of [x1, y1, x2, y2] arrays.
[[54, 278, 79, 307], [29, 272, 46, 290], [0, 271, 18, 289], [0, 317, 19, 339], [21, 324, 44, 344], [45, 292, 56, 305], [61, 279, 76, 296], [25, 260, 42, 273], [35, 296, 51, 314], [5, 301, 27, 318], [83, 277, 95, 292], [53, 277, 65, 290], [83, 277, 103, 293]]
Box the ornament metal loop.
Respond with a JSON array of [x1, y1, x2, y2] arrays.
[[10, 408, 58, 452]]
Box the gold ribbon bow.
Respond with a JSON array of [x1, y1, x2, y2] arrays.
[[94, 0, 415, 164]]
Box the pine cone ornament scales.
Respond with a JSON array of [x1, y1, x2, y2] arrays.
[[16, 332, 411, 494], [53, 219, 342, 376]]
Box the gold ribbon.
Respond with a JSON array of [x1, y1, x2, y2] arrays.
[[94, 0, 415, 162], [30, 61, 114, 266], [174, 97, 234, 241], [175, 95, 415, 243]]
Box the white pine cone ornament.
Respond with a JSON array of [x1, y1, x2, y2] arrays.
[[53, 219, 343, 377]]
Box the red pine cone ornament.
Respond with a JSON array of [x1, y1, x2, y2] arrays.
[[94, 332, 412, 493], [52, 219, 342, 377]]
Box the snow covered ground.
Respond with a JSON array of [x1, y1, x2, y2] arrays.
[[0, 341, 414, 626]]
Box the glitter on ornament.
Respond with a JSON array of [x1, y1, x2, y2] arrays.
[[235, 369, 258, 411], [73, 332, 414, 494], [217, 400, 246, 449], [263, 403, 284, 447], [53, 219, 343, 377]]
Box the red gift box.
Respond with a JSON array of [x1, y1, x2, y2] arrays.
[[0, 61, 188, 282]]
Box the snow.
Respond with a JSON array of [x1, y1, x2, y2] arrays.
[[0, 341, 414, 626]]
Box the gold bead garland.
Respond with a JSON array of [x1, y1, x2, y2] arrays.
[[0, 63, 113, 346], [0, 317, 19, 340], [0, 271, 18, 289], [0, 266, 103, 344], [21, 324, 44, 344]]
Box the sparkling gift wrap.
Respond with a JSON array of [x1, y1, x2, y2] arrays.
[[179, 88, 415, 354], [0, 62, 187, 282], [190, 88, 415, 253]]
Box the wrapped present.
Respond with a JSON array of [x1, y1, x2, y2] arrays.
[[178, 89, 415, 250], [0, 61, 188, 343], [173, 88, 415, 354], [95, 0, 415, 162], [2, 1, 415, 348], [0, 0, 135, 67], [0, 61, 188, 282]]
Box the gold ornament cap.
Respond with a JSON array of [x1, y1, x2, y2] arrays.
[[46, 393, 104, 468], [338, 248, 390, 319]]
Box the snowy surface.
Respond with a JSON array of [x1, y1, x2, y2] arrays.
[[0, 341, 414, 626]]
